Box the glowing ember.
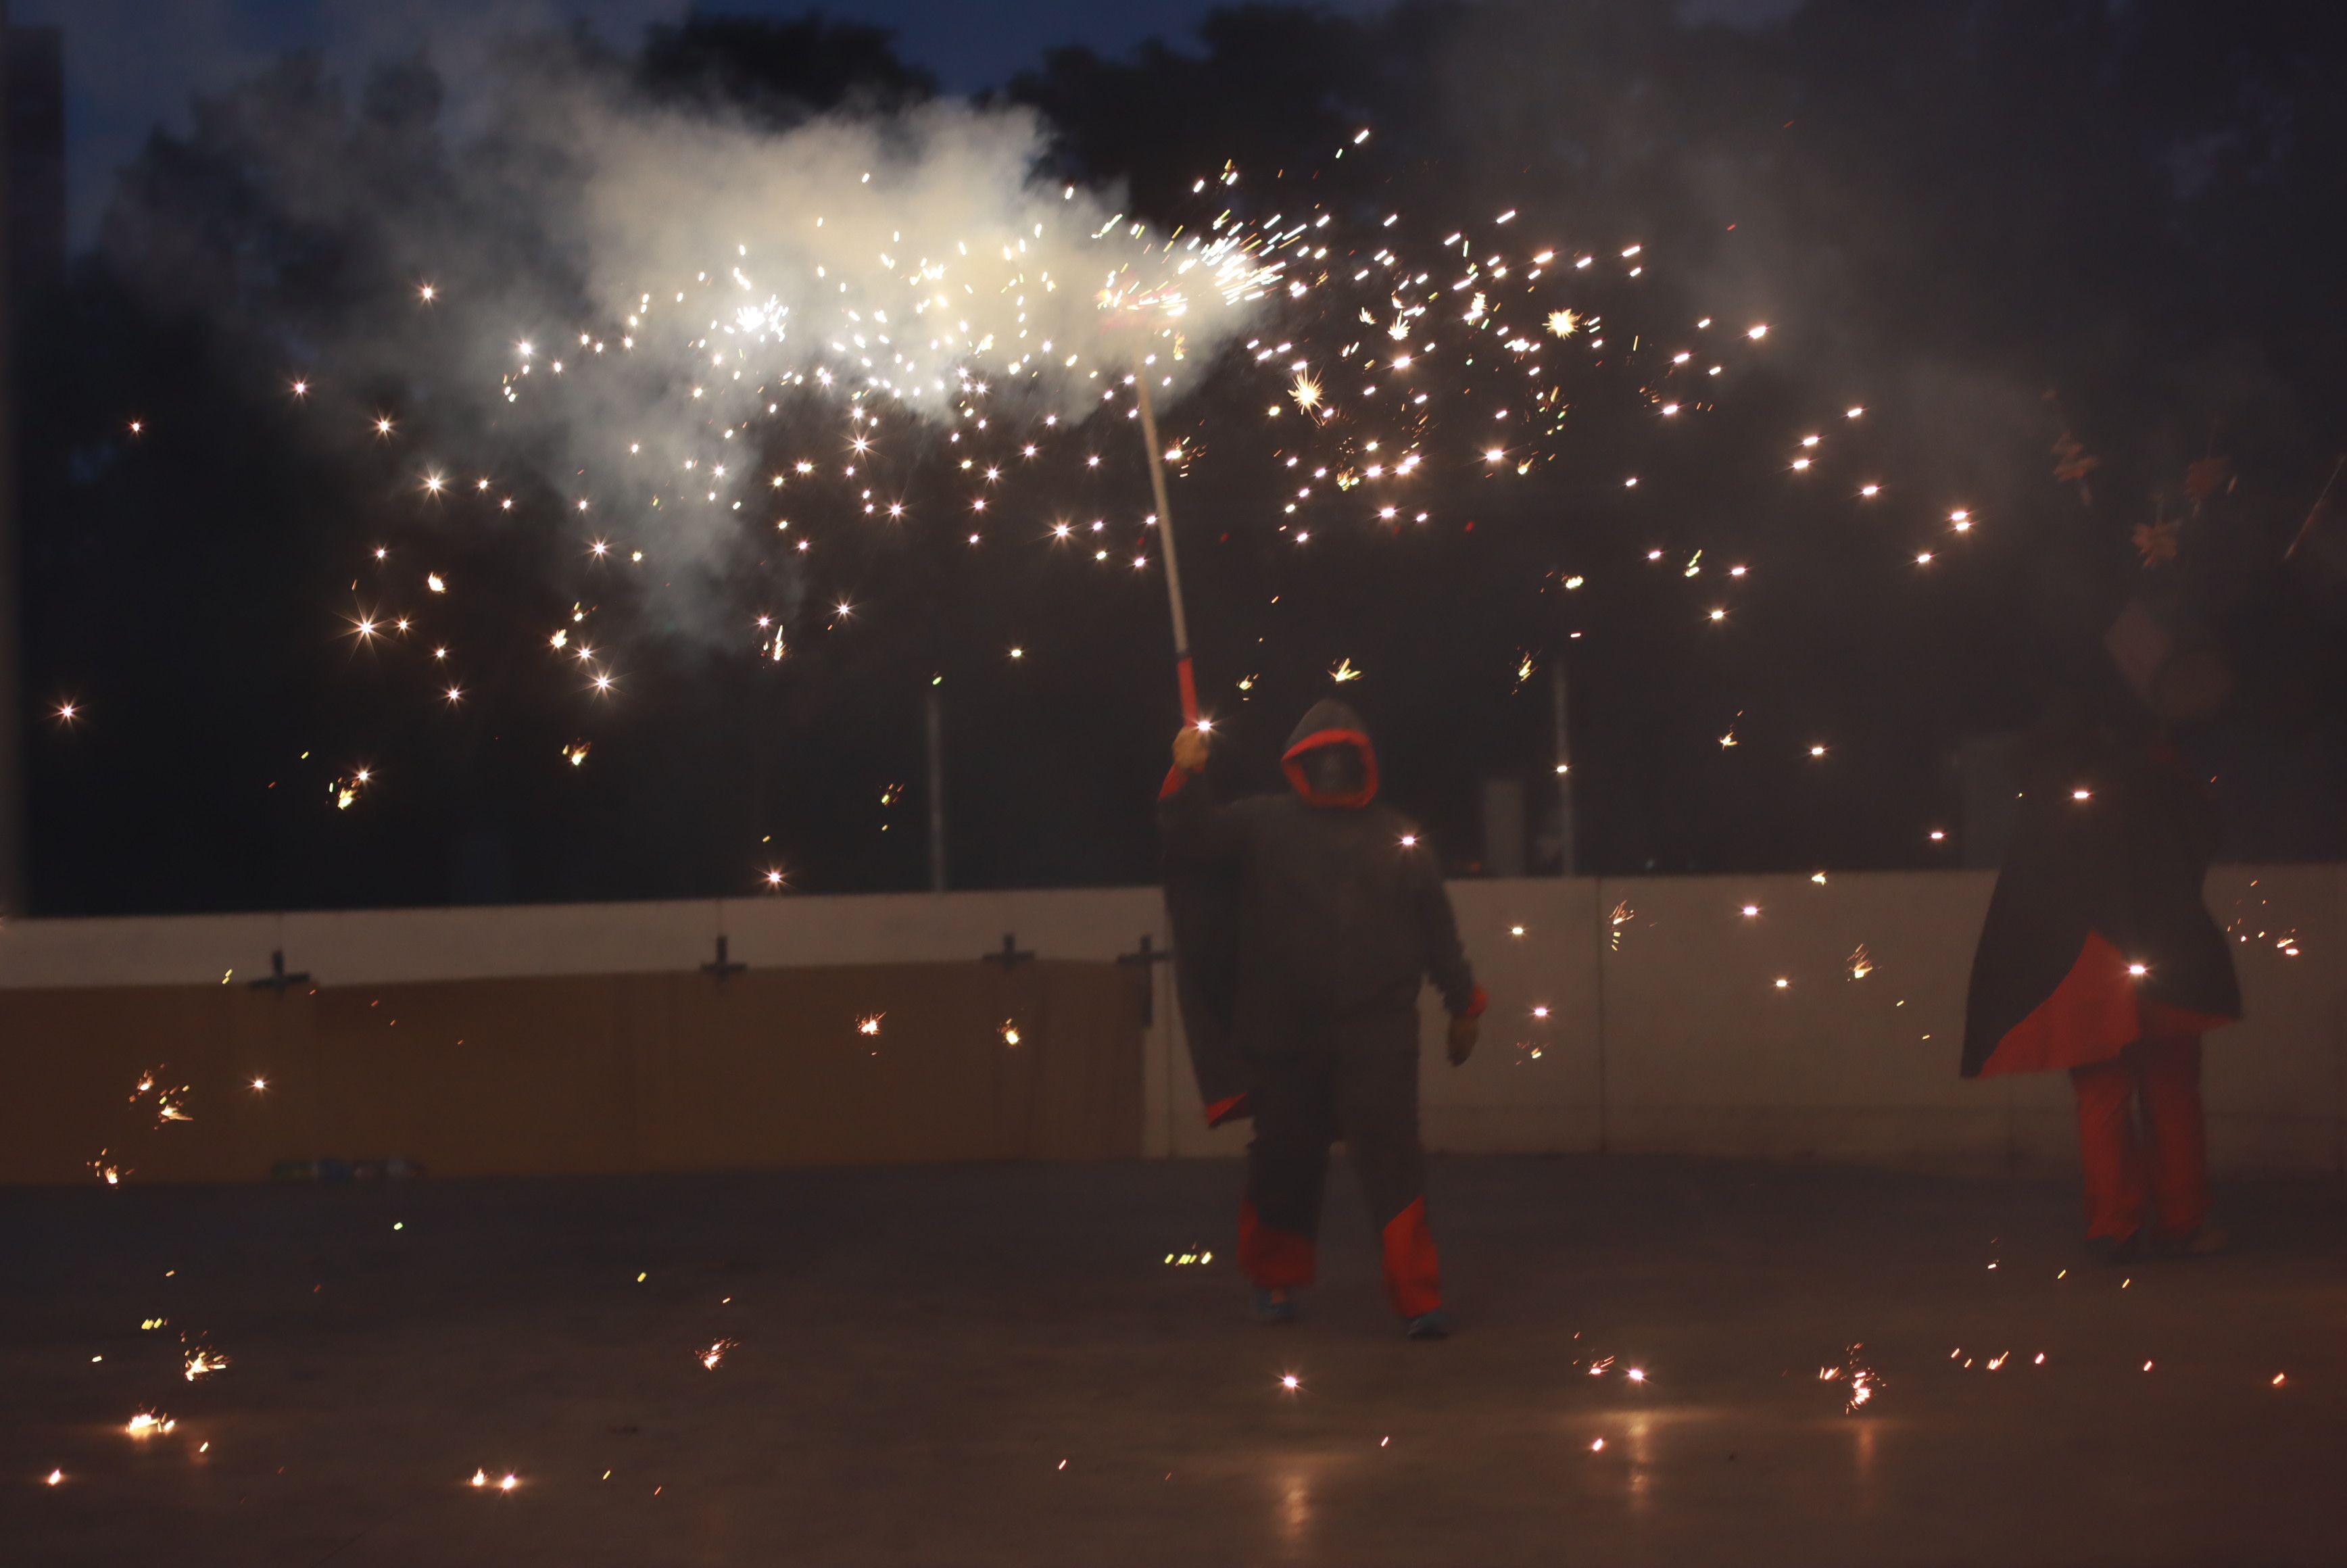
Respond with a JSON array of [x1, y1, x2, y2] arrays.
[[1820, 1345, 1881, 1412]]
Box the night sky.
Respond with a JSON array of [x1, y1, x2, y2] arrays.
[[20, 0, 1401, 245]]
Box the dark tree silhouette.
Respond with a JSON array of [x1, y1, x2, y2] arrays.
[[18, 3, 2347, 914]]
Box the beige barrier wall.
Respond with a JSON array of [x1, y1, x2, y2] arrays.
[[3, 869, 2338, 1183], [0, 960, 1144, 1185]]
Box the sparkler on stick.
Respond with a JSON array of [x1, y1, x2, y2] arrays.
[[1133, 370, 1198, 724]]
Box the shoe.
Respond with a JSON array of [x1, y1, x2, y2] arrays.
[[2158, 1223, 2229, 1258], [1252, 1287, 1299, 1325], [1403, 1309, 1453, 1340], [2086, 1231, 2142, 1269]]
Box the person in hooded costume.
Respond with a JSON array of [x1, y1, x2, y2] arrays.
[[1962, 625, 2240, 1265], [1159, 699, 1484, 1338]]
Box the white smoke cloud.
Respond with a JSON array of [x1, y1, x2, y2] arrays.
[[475, 91, 1274, 574], [557, 96, 1269, 418], [89, 39, 1280, 634]]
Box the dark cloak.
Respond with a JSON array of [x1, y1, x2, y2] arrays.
[[1159, 699, 1480, 1123], [1960, 726, 2241, 1078]]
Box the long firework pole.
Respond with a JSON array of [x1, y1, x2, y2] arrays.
[[1133, 370, 1200, 724]]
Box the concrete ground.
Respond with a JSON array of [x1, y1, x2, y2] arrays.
[[4, 1155, 2345, 1567]]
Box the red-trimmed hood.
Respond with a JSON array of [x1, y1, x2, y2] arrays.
[[1281, 699, 1380, 808]]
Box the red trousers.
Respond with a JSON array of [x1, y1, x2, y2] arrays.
[[2068, 1035, 2208, 1242], [1236, 1037, 1441, 1319]]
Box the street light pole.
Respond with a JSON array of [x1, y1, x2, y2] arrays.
[[1551, 658, 1576, 877], [925, 684, 946, 893]]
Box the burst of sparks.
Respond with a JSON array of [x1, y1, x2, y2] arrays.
[[1820, 1345, 1882, 1413], [329, 138, 1959, 835]]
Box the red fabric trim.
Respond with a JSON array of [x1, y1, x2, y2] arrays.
[[1379, 1196, 1442, 1318], [1203, 1092, 1250, 1127], [1158, 762, 1193, 801], [1458, 985, 1488, 1021], [1238, 1198, 1315, 1289], [1979, 931, 2142, 1077], [1279, 728, 1380, 807]]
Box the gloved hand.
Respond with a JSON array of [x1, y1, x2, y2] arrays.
[[1171, 725, 1211, 773], [1445, 1013, 1479, 1066]]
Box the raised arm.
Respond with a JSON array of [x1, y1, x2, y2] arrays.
[[1157, 725, 1244, 865]]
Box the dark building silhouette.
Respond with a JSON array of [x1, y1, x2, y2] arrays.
[[0, 12, 58, 912], [5, 20, 61, 302]]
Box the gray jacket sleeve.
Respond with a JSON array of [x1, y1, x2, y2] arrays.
[[1407, 840, 1480, 1016], [1158, 766, 1244, 866]]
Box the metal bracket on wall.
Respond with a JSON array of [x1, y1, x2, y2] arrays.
[[700, 935, 748, 981], [246, 950, 311, 996], [1115, 934, 1172, 1025], [982, 933, 1036, 970]]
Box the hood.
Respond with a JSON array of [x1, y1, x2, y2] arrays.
[[1281, 698, 1380, 808]]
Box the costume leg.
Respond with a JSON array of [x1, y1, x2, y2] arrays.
[[2068, 1055, 2146, 1241], [1332, 1033, 1439, 1317], [1240, 1051, 1335, 1290], [2135, 1035, 2209, 1240]]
